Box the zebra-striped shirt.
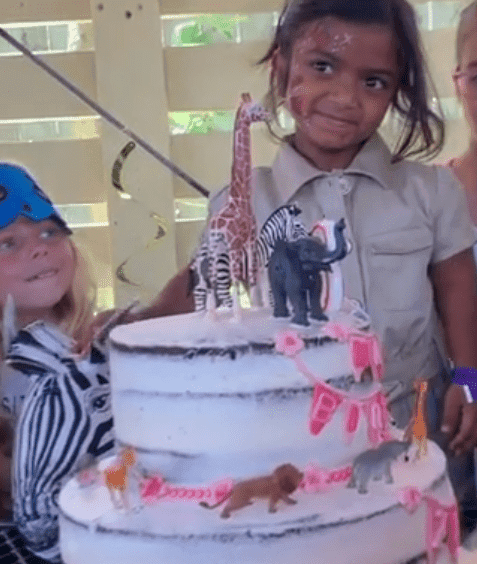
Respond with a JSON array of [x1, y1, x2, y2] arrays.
[[6, 321, 115, 563]]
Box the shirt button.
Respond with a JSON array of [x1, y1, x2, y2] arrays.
[[338, 178, 351, 195]]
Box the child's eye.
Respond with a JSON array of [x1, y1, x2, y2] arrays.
[[365, 77, 388, 91], [311, 60, 333, 75], [40, 227, 60, 240], [0, 237, 16, 252]]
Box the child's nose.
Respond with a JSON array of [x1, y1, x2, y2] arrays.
[[29, 240, 49, 259], [329, 75, 358, 107]]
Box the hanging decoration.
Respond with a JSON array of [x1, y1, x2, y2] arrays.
[[0, 27, 209, 199], [111, 141, 169, 287]]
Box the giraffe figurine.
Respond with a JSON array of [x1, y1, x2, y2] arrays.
[[406, 379, 428, 459], [207, 93, 270, 316]]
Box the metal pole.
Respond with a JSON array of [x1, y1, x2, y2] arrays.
[[0, 27, 210, 198]]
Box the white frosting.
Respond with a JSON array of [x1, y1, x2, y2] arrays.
[[108, 308, 379, 481], [60, 442, 453, 564], [59, 307, 456, 564]]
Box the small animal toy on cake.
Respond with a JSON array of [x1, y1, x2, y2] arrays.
[[347, 441, 411, 494], [405, 379, 429, 460], [268, 218, 348, 325], [193, 93, 270, 315], [199, 463, 303, 518], [103, 446, 139, 509]]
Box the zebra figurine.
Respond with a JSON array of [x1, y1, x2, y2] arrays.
[[191, 204, 308, 312], [257, 204, 308, 267], [192, 231, 233, 311], [257, 204, 308, 307]]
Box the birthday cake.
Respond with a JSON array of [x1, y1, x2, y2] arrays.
[[58, 307, 457, 564], [59, 94, 458, 564]]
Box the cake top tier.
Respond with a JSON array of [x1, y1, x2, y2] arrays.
[[109, 303, 370, 352]]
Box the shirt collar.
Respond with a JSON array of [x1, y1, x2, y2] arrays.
[[271, 134, 397, 205]]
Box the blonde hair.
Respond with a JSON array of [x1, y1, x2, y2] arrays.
[[0, 236, 97, 361], [52, 239, 96, 343], [456, 1, 477, 66]]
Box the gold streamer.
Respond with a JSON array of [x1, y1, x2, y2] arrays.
[[111, 142, 169, 287]]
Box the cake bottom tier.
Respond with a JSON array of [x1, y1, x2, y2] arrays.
[[59, 442, 456, 564]]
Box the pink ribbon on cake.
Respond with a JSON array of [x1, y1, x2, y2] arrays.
[[300, 464, 353, 493], [140, 476, 233, 505], [398, 486, 423, 513], [397, 488, 459, 564], [425, 498, 459, 564]]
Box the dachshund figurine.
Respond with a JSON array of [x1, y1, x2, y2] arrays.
[[199, 463, 304, 518]]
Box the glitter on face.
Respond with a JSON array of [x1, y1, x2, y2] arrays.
[[274, 17, 398, 170]]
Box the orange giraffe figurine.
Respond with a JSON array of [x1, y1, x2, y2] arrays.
[[104, 446, 136, 509], [207, 93, 269, 315], [406, 380, 428, 459]]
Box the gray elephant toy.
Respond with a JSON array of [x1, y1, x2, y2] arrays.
[[268, 218, 347, 326], [347, 441, 411, 494]]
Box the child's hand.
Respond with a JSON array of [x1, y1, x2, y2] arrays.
[[441, 383, 477, 455]]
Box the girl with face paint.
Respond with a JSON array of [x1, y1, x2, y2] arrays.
[[0, 163, 115, 562], [259, 0, 477, 543], [147, 0, 477, 542]]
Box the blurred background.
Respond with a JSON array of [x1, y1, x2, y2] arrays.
[[0, 0, 470, 310]]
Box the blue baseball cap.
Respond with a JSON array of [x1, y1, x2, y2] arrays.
[[0, 163, 71, 233]]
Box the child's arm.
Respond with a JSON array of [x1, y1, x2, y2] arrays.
[[430, 247, 477, 454]]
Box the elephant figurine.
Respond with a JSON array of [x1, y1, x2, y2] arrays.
[[347, 440, 411, 494], [268, 218, 348, 326]]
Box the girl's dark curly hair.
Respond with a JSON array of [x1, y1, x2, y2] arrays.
[[258, 0, 445, 162]]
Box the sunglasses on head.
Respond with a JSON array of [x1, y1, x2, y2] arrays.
[[0, 164, 71, 233]]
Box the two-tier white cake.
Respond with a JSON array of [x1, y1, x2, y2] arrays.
[[59, 307, 458, 564]]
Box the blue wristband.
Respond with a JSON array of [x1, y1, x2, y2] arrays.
[[451, 367, 477, 403]]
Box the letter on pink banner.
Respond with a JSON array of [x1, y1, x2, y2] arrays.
[[362, 392, 391, 445], [309, 383, 343, 435], [350, 335, 383, 381], [345, 402, 360, 436]]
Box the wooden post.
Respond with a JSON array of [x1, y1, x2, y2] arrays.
[[90, 0, 177, 307]]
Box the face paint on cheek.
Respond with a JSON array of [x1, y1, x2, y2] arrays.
[[286, 75, 309, 117]]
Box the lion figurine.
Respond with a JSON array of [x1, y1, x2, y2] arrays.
[[199, 463, 304, 518]]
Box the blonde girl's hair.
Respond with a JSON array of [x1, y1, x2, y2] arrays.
[[52, 239, 96, 344], [456, 1, 477, 66]]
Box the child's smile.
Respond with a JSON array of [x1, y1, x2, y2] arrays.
[[276, 17, 399, 170]]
